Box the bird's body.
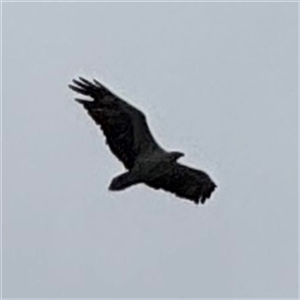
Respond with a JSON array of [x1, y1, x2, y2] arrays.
[[69, 77, 217, 204]]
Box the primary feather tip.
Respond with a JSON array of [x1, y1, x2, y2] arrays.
[[198, 181, 217, 205]]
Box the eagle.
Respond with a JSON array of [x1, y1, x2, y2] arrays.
[[69, 77, 217, 204]]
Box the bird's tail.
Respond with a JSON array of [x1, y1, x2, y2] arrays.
[[109, 172, 140, 191]]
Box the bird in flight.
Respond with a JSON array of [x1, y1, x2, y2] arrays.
[[69, 77, 217, 204]]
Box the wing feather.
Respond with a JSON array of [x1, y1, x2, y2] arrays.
[[147, 163, 217, 204], [69, 77, 162, 169]]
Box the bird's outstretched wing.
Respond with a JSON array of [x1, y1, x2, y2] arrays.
[[69, 77, 162, 169], [146, 163, 217, 204]]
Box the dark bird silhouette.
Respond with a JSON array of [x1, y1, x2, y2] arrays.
[[69, 77, 217, 204]]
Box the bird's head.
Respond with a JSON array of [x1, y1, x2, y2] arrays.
[[170, 151, 185, 161]]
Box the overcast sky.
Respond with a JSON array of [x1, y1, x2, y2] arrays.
[[2, 1, 298, 298]]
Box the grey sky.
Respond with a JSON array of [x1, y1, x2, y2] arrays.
[[2, 2, 298, 298]]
